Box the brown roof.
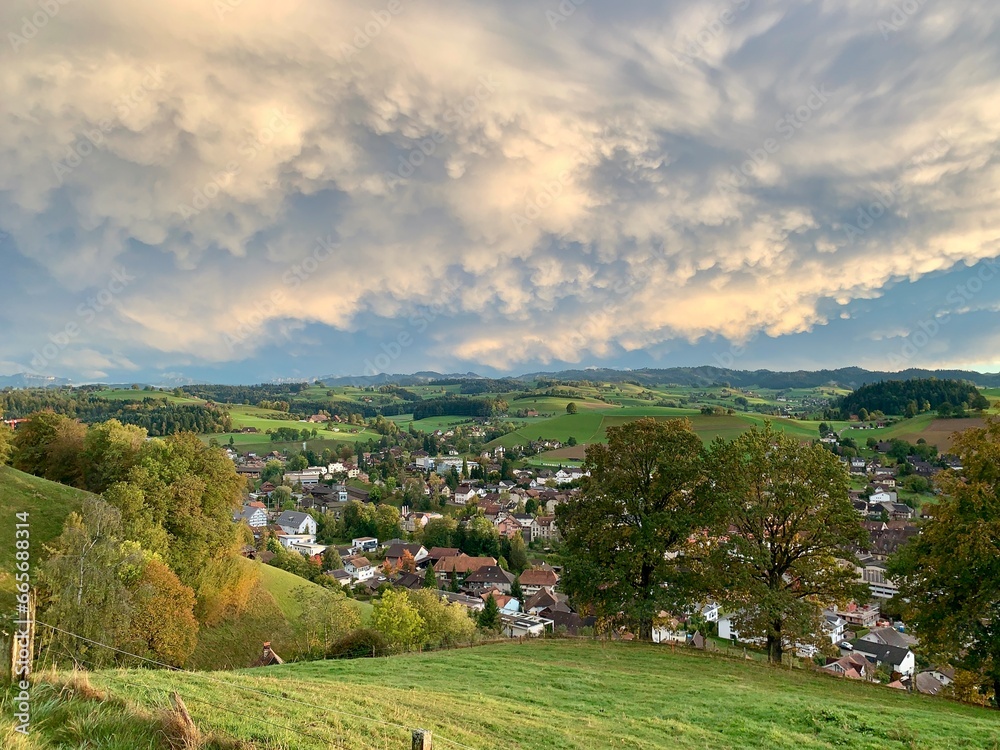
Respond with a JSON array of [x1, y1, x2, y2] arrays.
[[518, 568, 559, 587], [346, 555, 371, 568], [434, 555, 497, 574], [428, 547, 460, 560]]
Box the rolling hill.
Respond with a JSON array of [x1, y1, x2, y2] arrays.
[[9, 640, 1000, 749], [0, 466, 94, 614]]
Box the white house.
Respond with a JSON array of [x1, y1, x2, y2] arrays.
[[852, 642, 916, 677], [822, 612, 847, 644], [857, 558, 899, 599], [351, 537, 378, 553], [454, 484, 477, 504], [344, 555, 375, 582], [500, 612, 552, 638], [869, 491, 898, 506], [275, 511, 317, 538], [233, 505, 268, 528], [283, 469, 324, 487]]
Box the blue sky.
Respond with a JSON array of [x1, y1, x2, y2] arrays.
[[1, 0, 999, 384]]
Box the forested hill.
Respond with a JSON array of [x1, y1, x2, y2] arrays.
[[0, 389, 230, 435], [518, 366, 1000, 389], [834, 378, 991, 418]]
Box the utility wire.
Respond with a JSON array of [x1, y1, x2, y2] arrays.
[[37, 621, 482, 750]]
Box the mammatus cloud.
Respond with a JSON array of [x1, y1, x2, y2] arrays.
[[1, 0, 999, 379]]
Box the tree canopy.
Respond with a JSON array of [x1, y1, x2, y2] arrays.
[[705, 424, 867, 663], [557, 418, 711, 640], [889, 419, 1000, 704]]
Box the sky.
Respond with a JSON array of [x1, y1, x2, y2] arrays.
[[1, 0, 999, 384]]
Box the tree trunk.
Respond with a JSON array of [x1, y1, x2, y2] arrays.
[[766, 619, 783, 664], [638, 560, 654, 641]]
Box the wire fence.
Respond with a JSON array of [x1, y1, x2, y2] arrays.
[[32, 621, 481, 750]]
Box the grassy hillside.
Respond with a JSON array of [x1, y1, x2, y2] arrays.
[[190, 560, 372, 670], [0, 466, 94, 613], [10, 640, 997, 750]]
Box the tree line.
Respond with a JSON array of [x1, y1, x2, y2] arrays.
[[0, 389, 231, 434], [557, 417, 1000, 705], [5, 414, 254, 667], [412, 396, 507, 421]]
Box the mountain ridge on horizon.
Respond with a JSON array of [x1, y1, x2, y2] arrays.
[[3, 366, 1000, 391]]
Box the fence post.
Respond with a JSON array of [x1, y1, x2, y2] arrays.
[[412, 728, 432, 749]]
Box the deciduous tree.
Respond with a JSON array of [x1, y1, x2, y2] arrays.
[[371, 589, 426, 653], [889, 419, 1000, 705], [557, 418, 711, 640], [706, 424, 867, 664]]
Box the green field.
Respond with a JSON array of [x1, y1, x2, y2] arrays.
[[0, 466, 93, 614], [13, 640, 1000, 749]]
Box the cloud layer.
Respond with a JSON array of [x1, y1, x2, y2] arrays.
[[1, 0, 999, 381]]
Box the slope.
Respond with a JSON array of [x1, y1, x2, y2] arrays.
[[0, 466, 94, 614], [16, 640, 999, 750]]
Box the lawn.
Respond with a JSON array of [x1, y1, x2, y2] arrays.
[[41, 640, 1000, 750]]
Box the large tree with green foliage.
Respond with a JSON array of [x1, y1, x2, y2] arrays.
[[39, 498, 142, 667], [370, 589, 425, 653], [889, 419, 1000, 705], [556, 418, 711, 640], [706, 424, 867, 663]]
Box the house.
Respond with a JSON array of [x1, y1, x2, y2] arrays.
[[384, 543, 430, 569], [463, 565, 515, 593], [915, 667, 954, 695], [835, 603, 880, 630], [454, 484, 477, 504], [275, 511, 317, 538], [879, 502, 914, 521], [283, 469, 324, 487], [500, 612, 553, 638], [823, 652, 876, 680], [860, 626, 917, 650], [530, 516, 559, 543], [392, 572, 425, 591], [351, 537, 379, 553], [325, 569, 353, 587], [518, 567, 559, 596], [542, 609, 595, 634], [869, 491, 898, 506], [439, 590, 485, 611], [652, 613, 688, 644], [433, 554, 497, 582], [852, 641, 916, 677], [344, 555, 375, 582], [857, 557, 899, 599], [822, 612, 847, 644], [233, 505, 268, 528], [427, 547, 460, 565], [524, 588, 560, 614]]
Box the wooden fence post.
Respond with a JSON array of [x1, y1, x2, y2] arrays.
[[412, 728, 432, 749]]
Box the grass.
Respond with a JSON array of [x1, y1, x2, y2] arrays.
[[0, 466, 94, 615], [190, 561, 372, 670], [14, 640, 999, 749]]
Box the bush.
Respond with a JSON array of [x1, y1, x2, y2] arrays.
[[326, 628, 390, 659]]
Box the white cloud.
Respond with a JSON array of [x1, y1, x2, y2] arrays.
[[1, 0, 999, 377]]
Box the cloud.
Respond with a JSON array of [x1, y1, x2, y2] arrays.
[[1, 0, 999, 380]]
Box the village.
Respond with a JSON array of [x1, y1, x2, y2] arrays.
[[226, 432, 953, 697]]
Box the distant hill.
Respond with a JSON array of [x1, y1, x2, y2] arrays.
[[0, 372, 72, 388], [313, 370, 485, 387], [18, 639, 1000, 749], [517, 366, 1000, 389]]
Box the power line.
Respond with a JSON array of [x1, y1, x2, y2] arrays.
[[46, 652, 349, 750], [37, 621, 481, 749]]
